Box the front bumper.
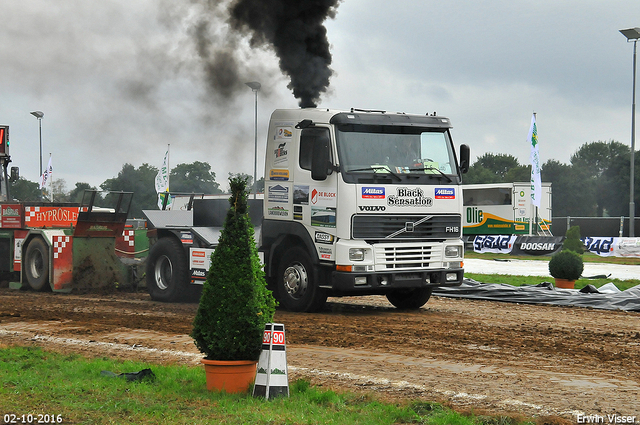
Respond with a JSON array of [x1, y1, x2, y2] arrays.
[[329, 267, 464, 295]]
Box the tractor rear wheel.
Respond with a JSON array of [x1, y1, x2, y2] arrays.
[[24, 237, 50, 292], [146, 237, 190, 302]]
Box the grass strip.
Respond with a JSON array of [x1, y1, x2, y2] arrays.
[[0, 346, 538, 425]]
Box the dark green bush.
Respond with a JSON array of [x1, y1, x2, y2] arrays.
[[548, 249, 584, 281], [190, 176, 276, 361], [562, 225, 584, 253]]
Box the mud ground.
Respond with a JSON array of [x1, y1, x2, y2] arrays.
[[1, 287, 639, 422]]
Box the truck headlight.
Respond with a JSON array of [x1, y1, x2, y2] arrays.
[[445, 245, 462, 258], [349, 248, 365, 261]]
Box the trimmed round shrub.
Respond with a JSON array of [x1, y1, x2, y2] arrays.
[[548, 250, 584, 281]]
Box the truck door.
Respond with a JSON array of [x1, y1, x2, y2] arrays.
[[298, 126, 338, 263]]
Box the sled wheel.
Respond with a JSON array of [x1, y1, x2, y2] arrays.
[[386, 287, 432, 310]]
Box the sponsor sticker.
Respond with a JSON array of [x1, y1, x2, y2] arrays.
[[317, 245, 333, 260], [361, 187, 385, 199], [435, 188, 455, 199], [190, 248, 215, 281], [311, 207, 336, 228], [273, 141, 288, 166], [310, 188, 337, 207], [269, 169, 289, 181], [275, 126, 293, 139], [293, 185, 309, 204], [268, 206, 290, 217], [267, 184, 289, 203], [315, 231, 335, 244]]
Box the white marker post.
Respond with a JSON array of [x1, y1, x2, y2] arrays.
[[253, 323, 289, 399]]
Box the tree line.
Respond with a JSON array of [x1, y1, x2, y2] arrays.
[[9, 139, 635, 219], [10, 161, 264, 218], [464, 140, 635, 217]]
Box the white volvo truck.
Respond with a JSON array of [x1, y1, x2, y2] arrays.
[[144, 108, 470, 312]]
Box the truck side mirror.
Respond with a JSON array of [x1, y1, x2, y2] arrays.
[[311, 136, 331, 181], [459, 144, 470, 174]]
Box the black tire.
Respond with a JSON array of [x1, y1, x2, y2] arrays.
[[146, 237, 190, 302], [386, 287, 432, 310], [277, 247, 327, 312], [24, 237, 50, 292]]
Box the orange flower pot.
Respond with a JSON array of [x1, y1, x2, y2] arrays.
[[554, 278, 575, 289], [201, 359, 257, 393]]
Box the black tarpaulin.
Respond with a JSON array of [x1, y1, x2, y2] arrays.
[[432, 279, 640, 311]]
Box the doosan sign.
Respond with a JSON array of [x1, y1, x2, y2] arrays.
[[511, 236, 564, 256]]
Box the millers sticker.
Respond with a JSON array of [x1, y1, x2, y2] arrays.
[[387, 187, 433, 207], [361, 187, 385, 199], [435, 188, 455, 199]]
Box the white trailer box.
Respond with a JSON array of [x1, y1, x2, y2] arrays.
[[462, 182, 552, 235]]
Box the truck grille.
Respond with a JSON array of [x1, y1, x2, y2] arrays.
[[374, 243, 437, 270], [352, 214, 461, 240]]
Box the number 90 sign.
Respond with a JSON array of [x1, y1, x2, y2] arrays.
[[262, 330, 285, 345]]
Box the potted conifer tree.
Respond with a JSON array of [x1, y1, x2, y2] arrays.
[[190, 176, 276, 393]]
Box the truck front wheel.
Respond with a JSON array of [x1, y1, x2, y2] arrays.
[[386, 288, 432, 310], [277, 248, 327, 312], [24, 237, 50, 292], [146, 237, 189, 302]]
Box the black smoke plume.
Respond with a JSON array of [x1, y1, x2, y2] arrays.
[[192, 0, 340, 108], [228, 0, 341, 108]]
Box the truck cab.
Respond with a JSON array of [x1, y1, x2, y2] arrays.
[[261, 108, 470, 311]]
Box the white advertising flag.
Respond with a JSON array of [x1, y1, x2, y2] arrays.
[[155, 149, 169, 194], [528, 114, 541, 208], [39, 155, 52, 190]]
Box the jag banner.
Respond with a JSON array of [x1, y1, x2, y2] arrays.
[[583, 237, 640, 257], [472, 235, 517, 254]]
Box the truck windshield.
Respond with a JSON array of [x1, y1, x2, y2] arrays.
[[335, 124, 458, 182]]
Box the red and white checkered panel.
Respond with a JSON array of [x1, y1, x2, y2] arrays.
[[52, 236, 71, 259]]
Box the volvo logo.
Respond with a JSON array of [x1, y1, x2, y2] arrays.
[[386, 215, 433, 238], [359, 205, 386, 212]]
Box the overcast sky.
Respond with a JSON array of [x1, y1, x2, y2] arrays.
[[1, 0, 639, 192]]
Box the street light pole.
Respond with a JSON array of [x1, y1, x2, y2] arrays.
[[620, 28, 640, 237], [30, 111, 44, 183], [245, 82, 261, 199]]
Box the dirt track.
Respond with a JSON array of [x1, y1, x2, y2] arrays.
[[1, 287, 639, 422]]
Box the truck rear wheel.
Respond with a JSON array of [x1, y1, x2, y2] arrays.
[[277, 248, 327, 312], [24, 237, 50, 292], [386, 288, 432, 310], [146, 237, 189, 302]]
